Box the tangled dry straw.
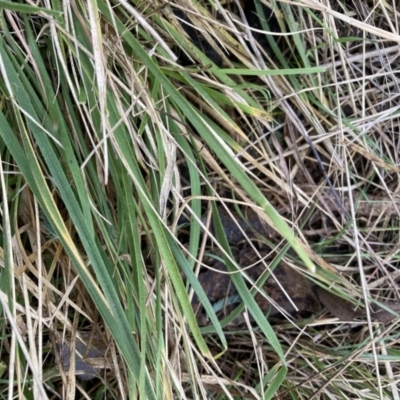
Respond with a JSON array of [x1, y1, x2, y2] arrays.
[[1, 0, 400, 399]]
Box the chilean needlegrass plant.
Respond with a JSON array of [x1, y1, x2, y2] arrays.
[[1, 0, 400, 398]]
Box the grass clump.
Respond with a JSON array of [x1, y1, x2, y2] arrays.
[[0, 0, 399, 398]]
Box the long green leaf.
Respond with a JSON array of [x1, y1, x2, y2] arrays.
[[0, 39, 156, 399]]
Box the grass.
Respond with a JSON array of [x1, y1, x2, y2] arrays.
[[0, 0, 400, 398]]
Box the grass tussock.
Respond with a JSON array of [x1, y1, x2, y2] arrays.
[[0, 0, 400, 398]]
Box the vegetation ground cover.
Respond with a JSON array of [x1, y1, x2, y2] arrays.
[[0, 0, 400, 398]]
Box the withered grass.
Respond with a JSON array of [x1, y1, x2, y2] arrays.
[[0, 1, 399, 399]]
